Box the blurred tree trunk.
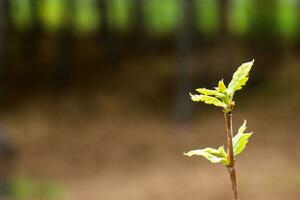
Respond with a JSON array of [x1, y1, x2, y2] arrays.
[[132, 0, 153, 53], [99, 0, 109, 38], [246, 0, 282, 83], [0, 3, 16, 196], [218, 0, 229, 39], [133, 0, 144, 35], [175, 0, 195, 122], [98, 0, 122, 66], [20, 0, 40, 86], [53, 31, 73, 89], [0, 0, 10, 102], [53, 0, 74, 89]]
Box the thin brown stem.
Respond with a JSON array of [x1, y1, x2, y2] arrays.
[[224, 112, 239, 200]]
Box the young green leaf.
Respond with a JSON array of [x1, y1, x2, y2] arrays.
[[217, 79, 227, 93], [227, 60, 254, 99], [196, 88, 226, 98], [190, 93, 227, 108], [184, 146, 228, 165], [237, 120, 247, 134], [232, 120, 253, 156]]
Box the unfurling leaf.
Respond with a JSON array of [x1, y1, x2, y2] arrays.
[[184, 146, 228, 165], [233, 120, 253, 156], [195, 88, 225, 98], [217, 79, 227, 93], [227, 60, 254, 99], [190, 93, 227, 108], [238, 120, 247, 134]]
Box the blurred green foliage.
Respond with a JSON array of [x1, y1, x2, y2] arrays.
[[38, 0, 68, 31], [8, 0, 300, 38], [144, 0, 180, 35], [228, 0, 254, 36], [73, 0, 100, 33], [107, 0, 132, 31], [195, 0, 219, 35], [276, 0, 298, 39], [10, 0, 33, 30], [11, 177, 63, 200]]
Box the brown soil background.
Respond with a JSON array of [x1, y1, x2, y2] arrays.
[[3, 90, 300, 200]]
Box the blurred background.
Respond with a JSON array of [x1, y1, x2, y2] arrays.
[[0, 0, 300, 199]]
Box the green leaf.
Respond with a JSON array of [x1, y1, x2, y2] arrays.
[[195, 88, 226, 98], [237, 120, 247, 134], [184, 146, 228, 165], [217, 79, 227, 93], [233, 120, 253, 156], [190, 93, 227, 108], [227, 59, 254, 98]]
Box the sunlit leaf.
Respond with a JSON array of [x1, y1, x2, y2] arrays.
[[190, 93, 227, 108], [195, 88, 225, 98], [233, 120, 253, 156], [227, 60, 254, 98], [184, 146, 228, 165]]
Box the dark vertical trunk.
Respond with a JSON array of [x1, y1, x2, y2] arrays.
[[0, 3, 15, 198], [98, 0, 122, 66], [99, 0, 109, 38], [175, 0, 194, 122], [133, 0, 152, 52], [218, 0, 229, 40], [21, 0, 40, 86], [53, 31, 73, 90], [133, 0, 144, 35], [246, 0, 282, 83], [53, 0, 74, 89], [0, 0, 10, 102]]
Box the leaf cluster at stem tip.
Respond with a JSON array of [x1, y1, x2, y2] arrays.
[[189, 59, 254, 113], [184, 120, 253, 166]]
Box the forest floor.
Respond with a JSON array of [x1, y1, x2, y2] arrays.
[[3, 91, 300, 200]]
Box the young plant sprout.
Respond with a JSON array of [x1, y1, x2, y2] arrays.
[[184, 60, 254, 200]]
